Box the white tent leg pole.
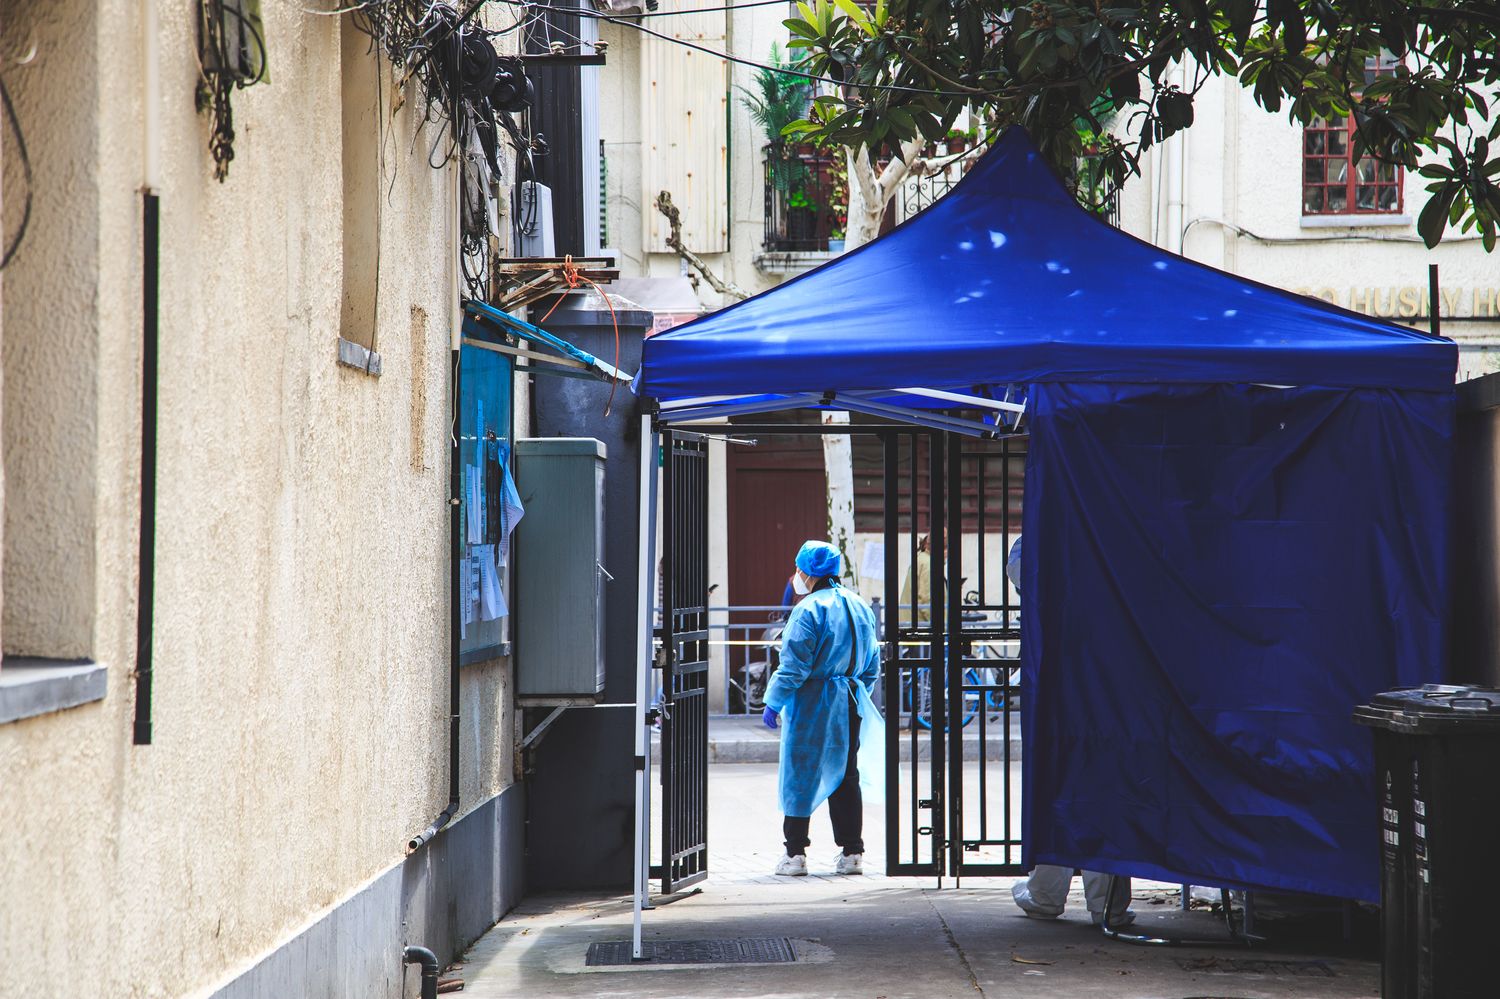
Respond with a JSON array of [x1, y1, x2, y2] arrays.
[[633, 415, 660, 960]]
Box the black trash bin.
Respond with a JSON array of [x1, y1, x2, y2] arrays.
[[1354, 684, 1500, 999]]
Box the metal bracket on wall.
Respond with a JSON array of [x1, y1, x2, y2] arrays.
[[520, 702, 637, 752], [521, 706, 569, 751]]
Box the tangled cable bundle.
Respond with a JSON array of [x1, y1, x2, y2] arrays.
[[195, 0, 269, 180]]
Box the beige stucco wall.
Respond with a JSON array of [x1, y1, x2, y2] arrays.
[[2, 0, 99, 659], [0, 3, 515, 998]]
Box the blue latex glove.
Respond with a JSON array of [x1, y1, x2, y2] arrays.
[[761, 706, 779, 730]]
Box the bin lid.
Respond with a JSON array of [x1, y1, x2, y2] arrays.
[[1353, 684, 1500, 733], [516, 437, 607, 460]]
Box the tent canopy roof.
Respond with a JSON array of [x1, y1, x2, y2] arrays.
[[637, 130, 1455, 404]]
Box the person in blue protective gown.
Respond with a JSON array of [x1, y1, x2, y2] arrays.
[[1006, 534, 1136, 927], [762, 540, 881, 876]]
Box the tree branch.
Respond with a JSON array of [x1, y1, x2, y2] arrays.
[[877, 137, 929, 203], [654, 190, 749, 301]]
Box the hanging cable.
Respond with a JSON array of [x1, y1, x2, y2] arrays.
[[0, 72, 33, 270]]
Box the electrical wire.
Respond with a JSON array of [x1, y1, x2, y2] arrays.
[[512, 0, 998, 97], [0, 72, 33, 270], [611, 0, 795, 16]]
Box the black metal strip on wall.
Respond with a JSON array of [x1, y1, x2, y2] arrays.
[[134, 191, 160, 747]]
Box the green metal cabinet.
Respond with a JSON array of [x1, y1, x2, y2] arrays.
[[514, 438, 607, 700]]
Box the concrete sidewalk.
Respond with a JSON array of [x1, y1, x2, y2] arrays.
[[652, 714, 1023, 764], [457, 881, 1377, 999], [457, 765, 1378, 998]]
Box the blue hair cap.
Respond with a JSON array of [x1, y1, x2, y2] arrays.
[[795, 540, 842, 579]]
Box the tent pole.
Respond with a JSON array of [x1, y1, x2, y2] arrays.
[[632, 414, 661, 960], [1429, 264, 1441, 338]]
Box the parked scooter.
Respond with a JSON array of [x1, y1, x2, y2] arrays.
[[744, 613, 786, 713]]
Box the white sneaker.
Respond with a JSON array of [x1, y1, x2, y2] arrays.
[[773, 853, 808, 876], [834, 853, 864, 875]]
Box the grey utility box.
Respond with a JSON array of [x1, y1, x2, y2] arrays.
[[515, 437, 607, 700]]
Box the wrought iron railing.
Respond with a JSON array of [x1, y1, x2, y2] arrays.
[[761, 142, 844, 253]]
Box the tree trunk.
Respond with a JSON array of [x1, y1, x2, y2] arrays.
[[821, 410, 856, 583], [844, 146, 885, 250], [822, 142, 925, 577]]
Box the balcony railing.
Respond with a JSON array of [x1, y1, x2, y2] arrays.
[[762, 142, 844, 253]]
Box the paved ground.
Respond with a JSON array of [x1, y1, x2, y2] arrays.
[[457, 765, 1379, 998]]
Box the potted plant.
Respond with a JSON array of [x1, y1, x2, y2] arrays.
[[826, 156, 849, 251], [786, 186, 817, 244]]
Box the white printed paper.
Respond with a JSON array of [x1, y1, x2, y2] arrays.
[[465, 464, 484, 544], [498, 459, 525, 559], [477, 544, 507, 621], [860, 540, 885, 580]]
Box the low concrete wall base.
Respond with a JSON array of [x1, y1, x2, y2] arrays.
[[206, 783, 524, 999]]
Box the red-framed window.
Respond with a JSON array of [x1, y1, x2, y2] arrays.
[[1302, 55, 1403, 215]]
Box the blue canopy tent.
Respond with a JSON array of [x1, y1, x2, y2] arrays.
[[636, 129, 1455, 902]]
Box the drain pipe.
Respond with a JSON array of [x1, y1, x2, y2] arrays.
[[409, 343, 462, 851], [402, 946, 440, 999], [410, 161, 465, 850], [134, 0, 162, 746]]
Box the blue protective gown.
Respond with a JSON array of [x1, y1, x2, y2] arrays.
[[764, 583, 881, 817]]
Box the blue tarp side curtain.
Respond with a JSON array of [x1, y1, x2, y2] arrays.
[[635, 128, 1458, 901], [1021, 383, 1451, 901]]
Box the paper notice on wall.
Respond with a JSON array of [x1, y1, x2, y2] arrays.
[[498, 459, 525, 560], [462, 554, 479, 629], [465, 464, 484, 544], [860, 540, 885, 580], [477, 544, 507, 621]]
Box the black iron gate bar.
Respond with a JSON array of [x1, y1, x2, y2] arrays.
[[949, 432, 1026, 877], [883, 428, 948, 877], [656, 431, 710, 893]]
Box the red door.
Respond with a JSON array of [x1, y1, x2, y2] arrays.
[[726, 435, 827, 613]]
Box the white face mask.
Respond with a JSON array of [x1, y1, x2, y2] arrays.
[[791, 571, 811, 595]]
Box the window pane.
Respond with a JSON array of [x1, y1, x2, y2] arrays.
[[1377, 161, 1397, 183], [1356, 158, 1376, 182], [1304, 186, 1324, 213], [1328, 188, 1348, 212], [1378, 186, 1398, 211], [1356, 185, 1377, 210], [1326, 160, 1348, 183], [1328, 130, 1348, 155], [1305, 131, 1326, 154], [1305, 159, 1324, 182]]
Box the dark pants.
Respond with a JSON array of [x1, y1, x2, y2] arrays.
[[783, 695, 863, 857]]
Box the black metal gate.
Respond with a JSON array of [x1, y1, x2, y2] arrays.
[[945, 431, 1026, 877], [656, 418, 1025, 882], [882, 429, 947, 875], [656, 430, 710, 892]]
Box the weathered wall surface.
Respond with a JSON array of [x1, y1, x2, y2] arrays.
[[0, 3, 516, 997], [1, 0, 99, 659]]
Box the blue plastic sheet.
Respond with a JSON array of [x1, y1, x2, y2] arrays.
[[1020, 382, 1453, 901], [638, 130, 1454, 403]]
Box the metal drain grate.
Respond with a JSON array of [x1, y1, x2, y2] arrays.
[[586, 937, 798, 966]]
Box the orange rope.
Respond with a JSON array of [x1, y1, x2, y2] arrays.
[[531, 256, 623, 416]]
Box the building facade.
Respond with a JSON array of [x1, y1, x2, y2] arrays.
[[1116, 67, 1499, 380], [1, 3, 532, 997]]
